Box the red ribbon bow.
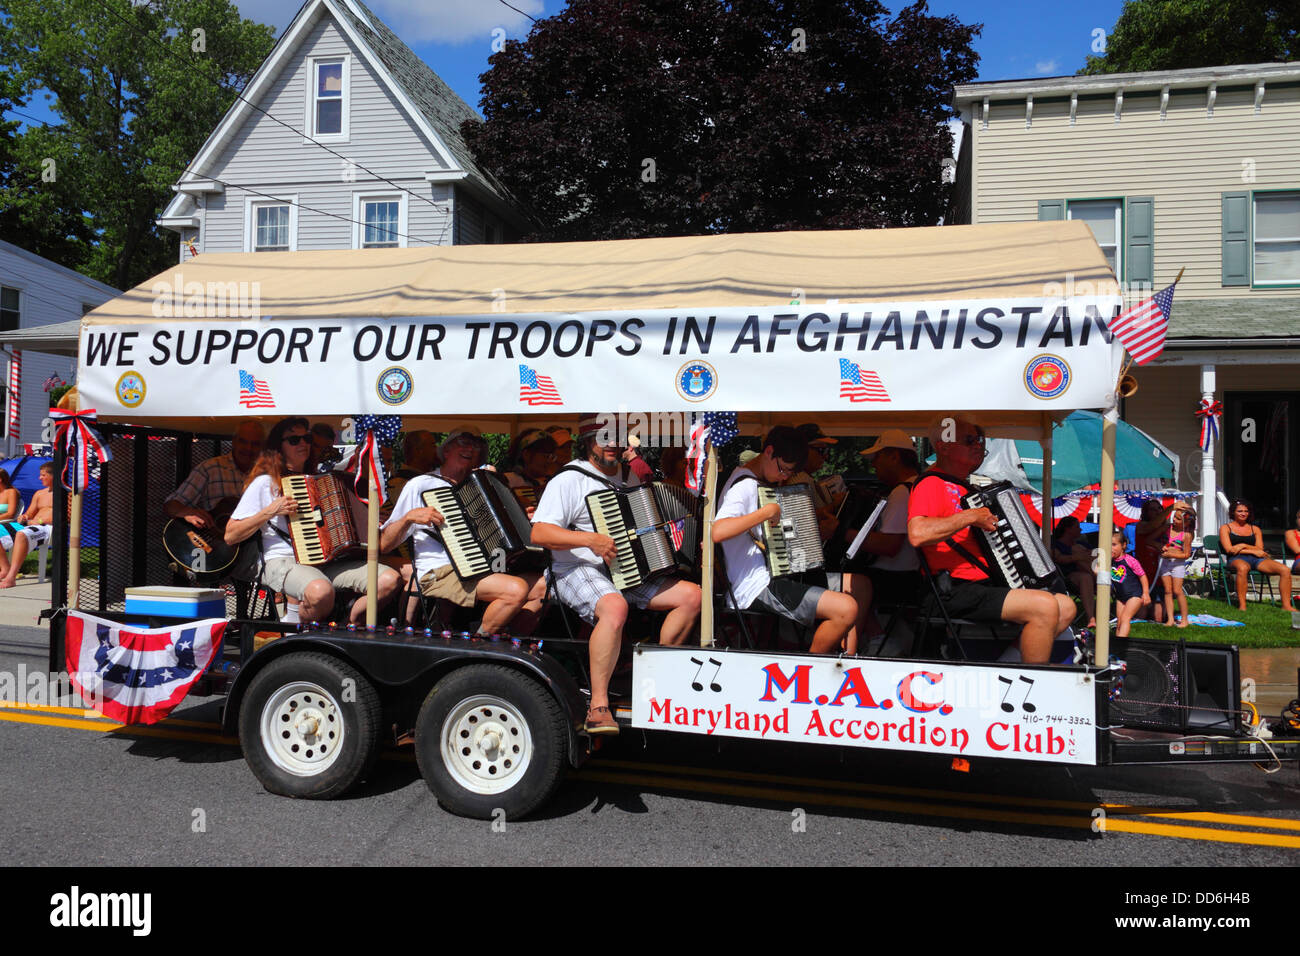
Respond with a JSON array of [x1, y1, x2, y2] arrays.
[[1195, 398, 1222, 451], [48, 408, 113, 494]]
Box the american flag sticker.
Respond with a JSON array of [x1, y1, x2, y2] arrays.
[[518, 365, 563, 406], [238, 369, 276, 408], [838, 359, 889, 402]]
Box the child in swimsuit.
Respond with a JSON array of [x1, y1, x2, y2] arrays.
[[1110, 531, 1150, 638], [1157, 505, 1195, 628]]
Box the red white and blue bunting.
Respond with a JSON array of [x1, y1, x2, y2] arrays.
[[1195, 398, 1222, 452]]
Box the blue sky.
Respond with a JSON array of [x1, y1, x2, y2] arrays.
[[9, 0, 1130, 129]]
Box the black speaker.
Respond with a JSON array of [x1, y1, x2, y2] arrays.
[[1110, 637, 1183, 731], [1184, 644, 1240, 733], [1109, 638, 1241, 734]]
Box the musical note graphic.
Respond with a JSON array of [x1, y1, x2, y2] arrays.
[[690, 657, 724, 693], [998, 675, 1037, 713]]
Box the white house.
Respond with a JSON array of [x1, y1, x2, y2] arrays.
[[0, 240, 119, 452]]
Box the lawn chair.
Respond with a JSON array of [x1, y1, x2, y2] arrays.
[[1203, 534, 1276, 606]]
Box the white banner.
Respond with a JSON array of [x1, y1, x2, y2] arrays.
[[631, 646, 1098, 765], [79, 297, 1122, 418]]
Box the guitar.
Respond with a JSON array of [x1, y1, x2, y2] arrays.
[[161, 496, 255, 579]]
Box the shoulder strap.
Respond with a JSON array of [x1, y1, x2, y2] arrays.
[[910, 471, 990, 575], [558, 462, 621, 491]]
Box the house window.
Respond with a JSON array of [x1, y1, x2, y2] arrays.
[[1068, 199, 1122, 278], [244, 197, 298, 252], [1254, 192, 1300, 285], [255, 204, 291, 251], [311, 58, 349, 139], [0, 287, 19, 332], [362, 199, 400, 248], [352, 193, 407, 249]]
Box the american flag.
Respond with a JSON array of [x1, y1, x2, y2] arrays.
[[42, 372, 65, 392], [839, 359, 889, 402], [668, 518, 685, 551], [238, 369, 276, 408], [1105, 281, 1177, 366], [518, 365, 562, 406]]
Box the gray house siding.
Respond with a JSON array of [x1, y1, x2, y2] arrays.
[[0, 241, 117, 449], [187, 11, 457, 256]]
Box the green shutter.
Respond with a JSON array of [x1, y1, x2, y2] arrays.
[[1037, 199, 1064, 221], [1125, 196, 1154, 286], [1221, 192, 1250, 286]]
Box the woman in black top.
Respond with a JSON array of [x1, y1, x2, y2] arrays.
[[1218, 500, 1294, 611]]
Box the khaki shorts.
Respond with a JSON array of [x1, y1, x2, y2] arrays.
[[263, 556, 372, 600], [418, 564, 480, 608]]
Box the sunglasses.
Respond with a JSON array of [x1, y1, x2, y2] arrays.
[[957, 434, 986, 447], [282, 433, 309, 446]]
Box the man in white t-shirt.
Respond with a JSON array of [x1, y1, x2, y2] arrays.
[[225, 416, 399, 625], [380, 426, 546, 633], [531, 415, 701, 735], [857, 429, 922, 603], [713, 426, 871, 655]]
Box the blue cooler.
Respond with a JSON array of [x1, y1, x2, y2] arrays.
[[124, 586, 227, 623]]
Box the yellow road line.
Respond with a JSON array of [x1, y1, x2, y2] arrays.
[[1138, 811, 1300, 832], [0, 711, 121, 732], [574, 769, 1300, 848], [0, 709, 235, 744], [0, 701, 100, 718]]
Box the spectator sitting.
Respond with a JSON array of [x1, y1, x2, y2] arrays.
[[1220, 499, 1295, 612], [1050, 516, 1096, 628], [0, 468, 25, 579], [0, 462, 55, 589], [1285, 509, 1300, 578]]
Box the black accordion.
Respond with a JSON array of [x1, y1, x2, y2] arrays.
[[756, 483, 825, 577], [422, 471, 545, 580], [960, 481, 1062, 590], [585, 482, 701, 591]]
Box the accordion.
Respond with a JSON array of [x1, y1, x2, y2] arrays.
[[756, 483, 825, 577], [422, 471, 544, 580], [585, 482, 701, 591], [961, 481, 1061, 589], [281, 473, 364, 566]]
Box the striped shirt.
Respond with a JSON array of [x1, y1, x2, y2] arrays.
[[166, 454, 249, 511]]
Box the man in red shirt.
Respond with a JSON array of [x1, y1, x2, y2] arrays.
[[907, 415, 1075, 664]]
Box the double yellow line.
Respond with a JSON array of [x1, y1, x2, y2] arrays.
[[3, 702, 1297, 847]]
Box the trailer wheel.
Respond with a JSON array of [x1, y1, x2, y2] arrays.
[[239, 652, 381, 800], [415, 664, 568, 820]]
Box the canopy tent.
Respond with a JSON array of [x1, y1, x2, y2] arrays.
[[76, 221, 1122, 438], [979, 410, 1179, 493]]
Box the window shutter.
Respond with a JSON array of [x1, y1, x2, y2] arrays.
[[1125, 197, 1154, 286], [1037, 200, 1064, 221], [1221, 192, 1250, 286]]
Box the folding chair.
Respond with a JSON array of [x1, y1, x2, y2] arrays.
[[913, 551, 1020, 660], [1205, 534, 1277, 606]]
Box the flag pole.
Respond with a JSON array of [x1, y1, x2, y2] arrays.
[[700, 445, 719, 648], [366, 483, 379, 629], [68, 491, 82, 610]]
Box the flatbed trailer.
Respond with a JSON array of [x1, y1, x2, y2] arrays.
[[47, 222, 1300, 818]]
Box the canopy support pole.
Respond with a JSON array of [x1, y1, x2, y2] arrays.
[[366, 485, 379, 629], [1094, 406, 1118, 664], [1040, 422, 1054, 548], [68, 492, 82, 610], [700, 445, 719, 647]]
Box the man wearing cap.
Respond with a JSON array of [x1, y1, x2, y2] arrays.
[[545, 426, 574, 465], [384, 430, 440, 521], [857, 430, 922, 603], [531, 414, 702, 735], [787, 423, 844, 541], [165, 419, 265, 529], [381, 425, 547, 635], [907, 414, 1075, 665]]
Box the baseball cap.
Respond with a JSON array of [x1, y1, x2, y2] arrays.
[[443, 424, 483, 444], [796, 423, 837, 445], [545, 426, 572, 446], [860, 429, 916, 456]]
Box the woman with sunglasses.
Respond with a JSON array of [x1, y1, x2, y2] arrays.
[[1219, 499, 1294, 612], [225, 416, 400, 625]]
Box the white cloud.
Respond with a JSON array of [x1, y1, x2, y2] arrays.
[[1034, 59, 1059, 75], [233, 0, 545, 45], [368, 0, 544, 45]]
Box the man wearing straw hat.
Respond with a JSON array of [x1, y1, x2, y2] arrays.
[[531, 414, 702, 735]]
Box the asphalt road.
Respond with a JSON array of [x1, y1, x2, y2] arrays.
[[3, 623, 1299, 867]]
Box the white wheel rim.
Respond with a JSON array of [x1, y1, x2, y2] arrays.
[[260, 681, 345, 776], [440, 694, 533, 795]]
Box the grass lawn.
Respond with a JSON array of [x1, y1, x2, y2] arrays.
[[12, 547, 99, 581], [1124, 595, 1300, 648]]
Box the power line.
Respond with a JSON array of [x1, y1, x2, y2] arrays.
[[495, 0, 540, 24]]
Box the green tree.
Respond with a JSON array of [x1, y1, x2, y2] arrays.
[[1082, 0, 1299, 74], [0, 0, 274, 288], [466, 0, 980, 241]]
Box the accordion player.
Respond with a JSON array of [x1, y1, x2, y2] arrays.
[[419, 471, 545, 581], [584, 482, 701, 591]]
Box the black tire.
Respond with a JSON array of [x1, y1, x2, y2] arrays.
[[414, 664, 568, 820], [238, 652, 381, 799]]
